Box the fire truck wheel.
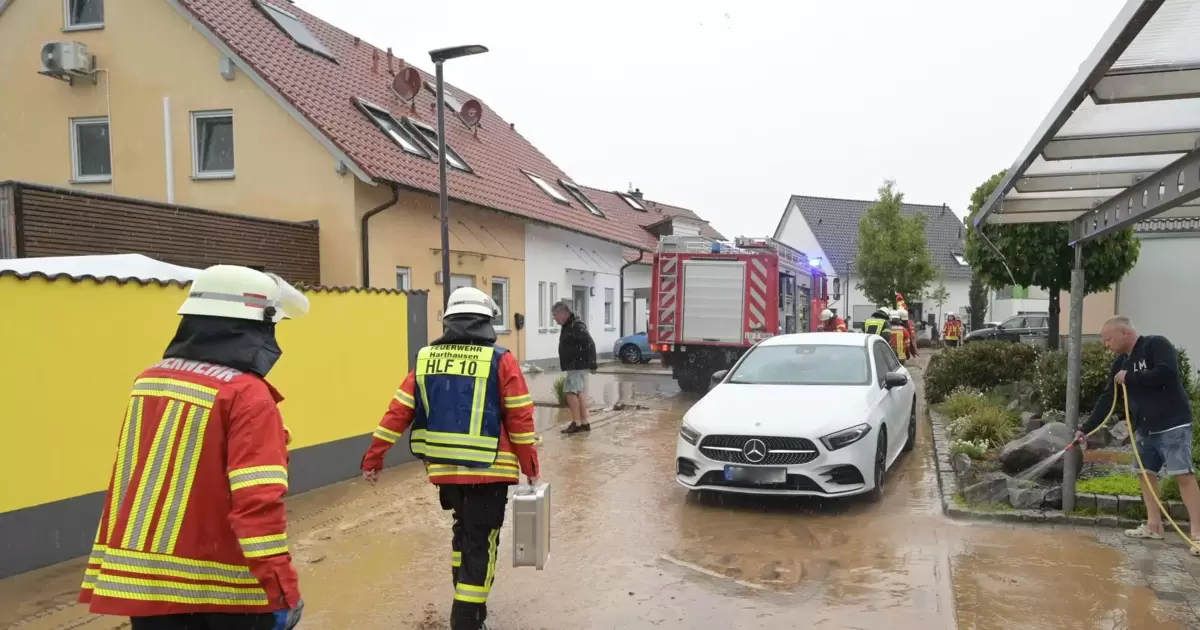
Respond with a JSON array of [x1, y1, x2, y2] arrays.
[[677, 374, 709, 394]]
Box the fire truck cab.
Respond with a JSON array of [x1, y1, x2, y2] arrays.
[[648, 235, 829, 393]]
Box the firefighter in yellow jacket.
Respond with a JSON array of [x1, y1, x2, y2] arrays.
[[888, 310, 910, 363], [362, 287, 540, 630]]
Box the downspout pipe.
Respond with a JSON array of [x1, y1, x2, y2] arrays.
[[361, 183, 400, 287], [619, 250, 646, 336]]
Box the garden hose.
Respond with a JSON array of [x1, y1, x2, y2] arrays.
[[1073, 383, 1200, 553]]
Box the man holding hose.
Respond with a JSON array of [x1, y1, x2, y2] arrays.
[[1077, 316, 1200, 553]]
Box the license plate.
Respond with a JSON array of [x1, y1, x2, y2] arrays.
[[723, 465, 786, 484]]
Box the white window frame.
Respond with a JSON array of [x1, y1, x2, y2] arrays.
[[70, 116, 112, 183], [559, 179, 605, 217], [952, 253, 969, 266], [63, 0, 104, 31], [358, 100, 428, 157], [491, 277, 510, 332], [538, 281, 548, 330], [396, 266, 412, 291], [604, 287, 614, 328], [404, 118, 471, 172], [619, 193, 646, 211], [523, 170, 570, 204], [549, 282, 560, 329], [191, 110, 236, 179], [256, 1, 335, 60]]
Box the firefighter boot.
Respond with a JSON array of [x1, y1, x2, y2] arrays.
[[450, 601, 487, 630]]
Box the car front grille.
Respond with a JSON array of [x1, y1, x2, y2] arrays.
[[698, 434, 820, 466]]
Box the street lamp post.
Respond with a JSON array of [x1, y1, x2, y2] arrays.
[[429, 44, 488, 309]]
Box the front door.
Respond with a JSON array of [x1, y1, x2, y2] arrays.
[[572, 285, 589, 326]]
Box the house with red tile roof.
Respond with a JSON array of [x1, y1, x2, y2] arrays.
[[0, 0, 723, 357]]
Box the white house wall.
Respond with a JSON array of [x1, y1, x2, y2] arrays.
[[774, 202, 835, 278], [1119, 235, 1200, 362], [524, 224, 624, 365]]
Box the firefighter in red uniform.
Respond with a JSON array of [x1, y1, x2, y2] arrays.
[[896, 308, 919, 358], [362, 287, 540, 630], [888, 310, 910, 363], [80, 265, 307, 630], [819, 308, 848, 332], [943, 314, 963, 348]]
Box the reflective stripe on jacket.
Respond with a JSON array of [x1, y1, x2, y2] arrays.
[[943, 322, 961, 341], [410, 344, 505, 467], [864, 318, 887, 336], [362, 343, 539, 485], [81, 360, 299, 617], [889, 327, 908, 361]]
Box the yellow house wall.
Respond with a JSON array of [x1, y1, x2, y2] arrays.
[[0, 275, 411, 513], [0, 0, 360, 286], [356, 181, 527, 359], [1057, 289, 1117, 336]]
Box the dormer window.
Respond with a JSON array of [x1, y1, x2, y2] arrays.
[[953, 253, 969, 266], [257, 1, 335, 61], [560, 180, 604, 217], [523, 171, 570, 204], [619, 193, 646, 211]]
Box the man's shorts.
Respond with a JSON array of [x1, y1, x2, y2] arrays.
[[1133, 424, 1195, 477], [563, 369, 588, 394]]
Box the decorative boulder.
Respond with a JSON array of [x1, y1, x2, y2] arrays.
[[1108, 422, 1130, 447], [952, 453, 975, 486], [964, 472, 1011, 504], [999, 422, 1083, 479], [1020, 412, 1044, 435], [1009, 485, 1044, 509]]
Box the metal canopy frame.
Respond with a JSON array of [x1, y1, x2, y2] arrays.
[[975, 0, 1200, 244]]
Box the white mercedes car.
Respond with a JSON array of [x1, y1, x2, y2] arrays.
[[675, 332, 916, 502]]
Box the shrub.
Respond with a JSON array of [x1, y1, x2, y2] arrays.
[[925, 341, 1040, 403], [1178, 348, 1193, 391], [947, 406, 1018, 449], [1034, 342, 1115, 413], [939, 387, 986, 419], [949, 438, 990, 460], [553, 375, 567, 406]]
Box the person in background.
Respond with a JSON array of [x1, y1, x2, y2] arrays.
[[819, 308, 848, 332], [863, 308, 890, 336], [80, 265, 307, 630], [554, 300, 597, 435], [943, 314, 963, 348], [897, 308, 918, 358], [362, 287, 540, 630], [1076, 316, 1200, 553], [887, 311, 910, 364]]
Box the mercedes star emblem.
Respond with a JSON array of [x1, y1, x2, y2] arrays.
[[742, 438, 767, 463]]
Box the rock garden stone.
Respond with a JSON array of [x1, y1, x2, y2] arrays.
[[1086, 430, 1110, 449], [999, 422, 1083, 478], [1075, 492, 1096, 512], [1042, 485, 1063, 509], [1009, 486, 1045, 509], [1042, 410, 1065, 425], [1020, 412, 1044, 434], [964, 472, 1011, 504], [1095, 494, 1119, 514], [1006, 398, 1020, 411], [1108, 422, 1130, 447], [951, 453, 975, 485]]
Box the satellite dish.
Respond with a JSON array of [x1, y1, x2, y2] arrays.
[[459, 98, 482, 127], [392, 67, 421, 101]]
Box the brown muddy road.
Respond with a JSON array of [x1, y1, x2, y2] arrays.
[[3, 363, 1200, 629]]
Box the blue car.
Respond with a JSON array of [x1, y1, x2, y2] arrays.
[[613, 331, 659, 364]]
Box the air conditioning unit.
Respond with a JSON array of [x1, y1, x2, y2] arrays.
[[40, 41, 95, 83]]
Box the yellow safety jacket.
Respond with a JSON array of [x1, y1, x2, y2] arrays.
[[889, 326, 908, 361], [864, 317, 888, 336]]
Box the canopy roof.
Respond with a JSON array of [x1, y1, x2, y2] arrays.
[[976, 0, 1200, 244], [0, 254, 200, 283]]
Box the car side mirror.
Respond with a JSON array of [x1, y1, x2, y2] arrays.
[[711, 370, 729, 384], [884, 371, 908, 389]]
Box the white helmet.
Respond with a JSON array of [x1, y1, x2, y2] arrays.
[[178, 265, 309, 323], [820, 309, 834, 321], [444, 286, 500, 319], [889, 310, 902, 321], [897, 308, 909, 320]]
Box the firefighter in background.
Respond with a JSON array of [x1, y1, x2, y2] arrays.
[[863, 308, 890, 336], [896, 307, 919, 358], [943, 314, 963, 348], [80, 266, 306, 630], [819, 308, 848, 332], [362, 287, 540, 630], [888, 310, 910, 363]]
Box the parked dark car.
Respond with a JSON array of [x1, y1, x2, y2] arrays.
[[963, 313, 1050, 344]]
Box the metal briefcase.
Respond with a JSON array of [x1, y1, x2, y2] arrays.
[[511, 482, 550, 570]]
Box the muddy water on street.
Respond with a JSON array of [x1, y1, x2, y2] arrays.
[[1, 368, 1195, 629]]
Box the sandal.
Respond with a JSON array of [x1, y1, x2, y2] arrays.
[[1190, 541, 1200, 557], [1124, 523, 1165, 540]]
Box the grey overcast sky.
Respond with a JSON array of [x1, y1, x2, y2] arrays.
[[296, 0, 1125, 238]]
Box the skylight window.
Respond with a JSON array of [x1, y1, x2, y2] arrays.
[[523, 171, 571, 204], [404, 119, 471, 171], [619, 193, 646, 211], [423, 80, 463, 112], [357, 100, 428, 157], [560, 179, 604, 217], [257, 1, 335, 60], [953, 253, 969, 266]]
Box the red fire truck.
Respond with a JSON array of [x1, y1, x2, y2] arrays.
[[648, 235, 829, 393]]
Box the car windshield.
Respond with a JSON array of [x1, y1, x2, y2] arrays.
[[727, 344, 870, 385]]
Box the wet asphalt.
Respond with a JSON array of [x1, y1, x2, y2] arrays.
[[2, 361, 1199, 629]]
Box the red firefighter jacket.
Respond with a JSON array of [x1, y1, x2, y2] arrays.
[[903, 321, 919, 357], [362, 349, 539, 484], [822, 317, 848, 333], [80, 359, 300, 616], [943, 321, 962, 341], [889, 324, 910, 361]]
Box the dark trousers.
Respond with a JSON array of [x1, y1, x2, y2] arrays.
[[439, 483, 510, 630], [945, 339, 959, 348], [130, 613, 277, 630]]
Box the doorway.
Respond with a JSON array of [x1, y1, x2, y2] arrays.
[[572, 285, 589, 326]]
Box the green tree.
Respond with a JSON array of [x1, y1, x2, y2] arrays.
[[967, 275, 988, 330], [928, 280, 950, 322], [963, 169, 1140, 349], [855, 180, 937, 308]]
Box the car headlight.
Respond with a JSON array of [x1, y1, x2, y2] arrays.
[[820, 423, 872, 451], [679, 422, 701, 445]]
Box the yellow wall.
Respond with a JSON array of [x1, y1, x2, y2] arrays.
[[0, 0, 360, 286], [356, 181, 528, 360], [1057, 289, 1117, 336], [0, 276, 412, 513]]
